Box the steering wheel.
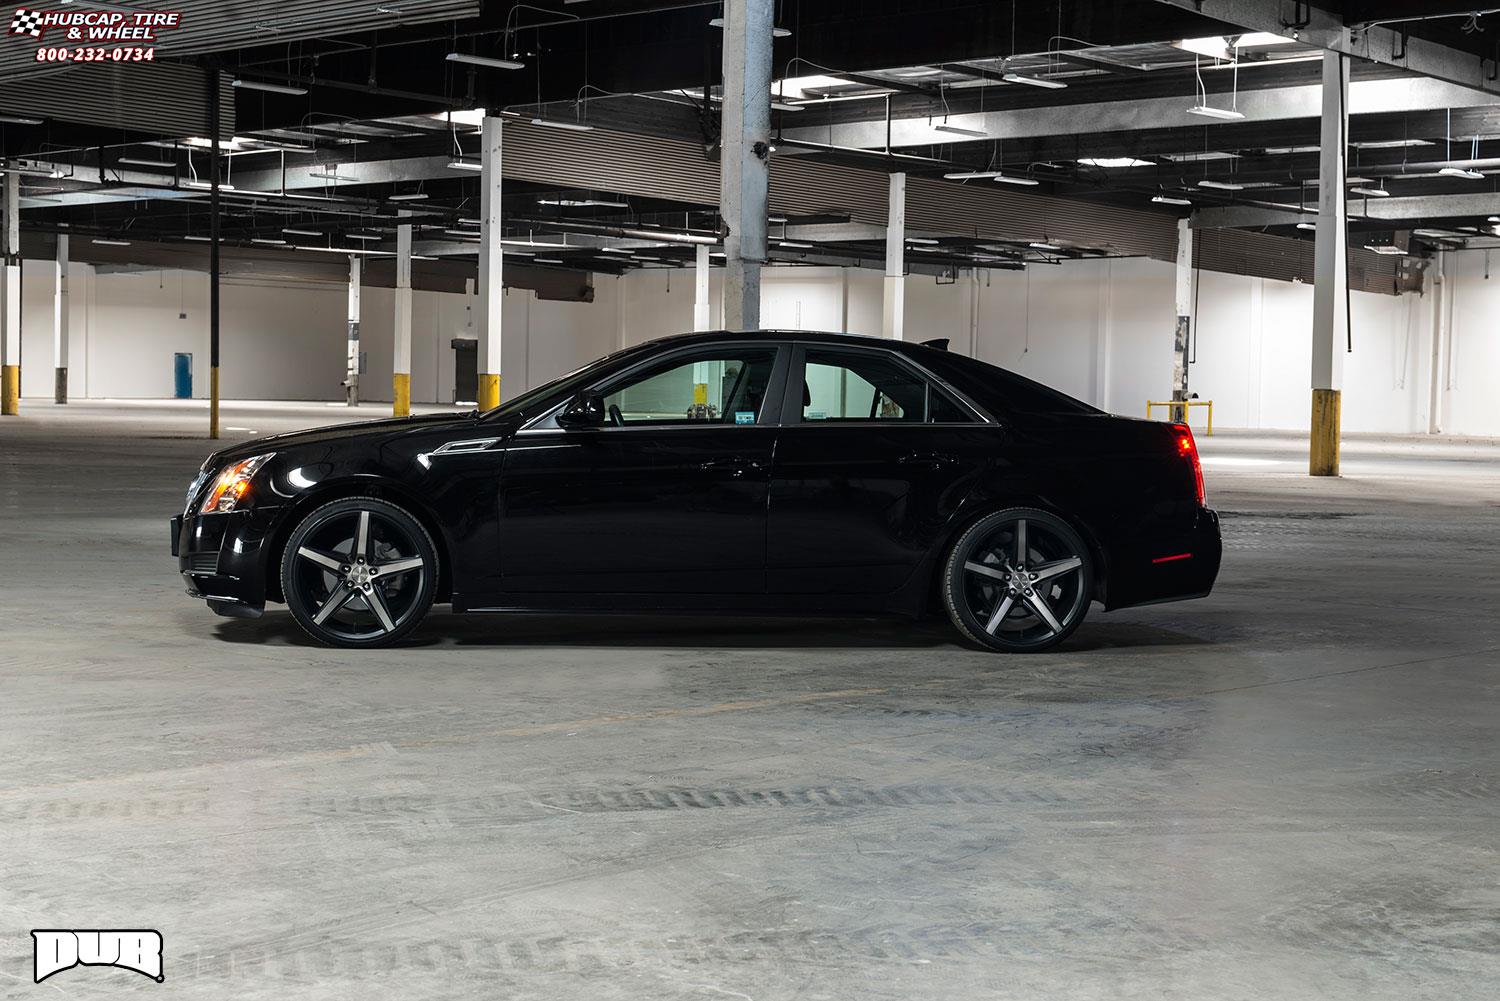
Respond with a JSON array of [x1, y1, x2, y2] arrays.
[[608, 404, 625, 427]]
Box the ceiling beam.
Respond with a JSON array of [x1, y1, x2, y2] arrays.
[[1151, 0, 1500, 96], [781, 75, 1500, 149], [1193, 191, 1500, 228]]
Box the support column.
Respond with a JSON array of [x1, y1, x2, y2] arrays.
[[1, 171, 20, 415], [477, 115, 503, 409], [883, 172, 907, 340], [344, 255, 361, 405], [1172, 217, 1194, 423], [393, 213, 412, 416], [208, 69, 221, 439], [53, 233, 68, 403], [1427, 251, 1448, 434], [719, 0, 773, 331], [1310, 49, 1349, 476], [693, 244, 712, 331]]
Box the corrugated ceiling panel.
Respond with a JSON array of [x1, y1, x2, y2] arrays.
[[0, 1, 480, 82], [1195, 229, 1402, 294], [0, 64, 232, 138]]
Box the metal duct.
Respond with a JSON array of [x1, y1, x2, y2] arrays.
[[0, 1, 481, 82], [0, 64, 234, 138]]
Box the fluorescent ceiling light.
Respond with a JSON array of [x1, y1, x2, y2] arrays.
[[431, 108, 487, 129], [444, 229, 479, 238], [1078, 157, 1152, 167], [1296, 222, 1317, 231], [310, 167, 359, 182], [777, 240, 813, 248], [530, 118, 594, 132], [600, 246, 633, 254], [906, 237, 940, 244], [118, 156, 173, 168], [1003, 72, 1066, 90], [1152, 194, 1193, 206], [0, 114, 43, 125], [1439, 166, 1484, 179], [707, 16, 790, 36], [1187, 105, 1245, 121], [184, 235, 212, 242], [538, 198, 630, 208], [1029, 242, 1062, 251], [446, 52, 524, 71], [943, 170, 1003, 180], [1351, 138, 1432, 150], [348, 234, 384, 242], [993, 174, 1040, 186], [446, 158, 483, 171], [282, 227, 321, 237], [1364, 244, 1406, 255], [532, 257, 564, 264], [92, 238, 130, 246], [232, 78, 308, 96], [1197, 179, 1245, 190], [388, 192, 428, 201], [934, 123, 988, 138], [1237, 32, 1297, 47], [295, 245, 396, 257], [1263, 145, 1319, 155], [1488, 216, 1500, 223], [1176, 36, 1233, 60], [184, 180, 236, 190], [251, 238, 288, 245], [1349, 185, 1390, 197], [1164, 151, 1240, 163]]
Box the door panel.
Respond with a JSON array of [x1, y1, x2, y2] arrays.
[[768, 425, 995, 594], [499, 427, 774, 593]]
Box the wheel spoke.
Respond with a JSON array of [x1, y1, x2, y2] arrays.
[[297, 546, 344, 573], [1032, 556, 1083, 582], [1024, 591, 1064, 635], [964, 560, 1007, 582], [983, 594, 1015, 634], [354, 510, 371, 559], [313, 586, 355, 625], [367, 587, 397, 633], [376, 556, 424, 577], [1015, 519, 1027, 566]]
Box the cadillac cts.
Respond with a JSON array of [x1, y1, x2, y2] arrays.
[[171, 330, 1221, 651]]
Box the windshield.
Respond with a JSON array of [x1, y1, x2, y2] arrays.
[[480, 343, 645, 421]]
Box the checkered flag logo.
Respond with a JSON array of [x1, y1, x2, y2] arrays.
[[9, 8, 43, 38]]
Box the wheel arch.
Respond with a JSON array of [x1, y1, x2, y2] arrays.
[[919, 494, 1111, 614], [263, 476, 453, 604]]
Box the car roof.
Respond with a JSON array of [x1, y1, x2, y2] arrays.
[[638, 328, 938, 356]]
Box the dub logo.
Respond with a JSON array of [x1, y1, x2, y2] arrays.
[[32, 929, 164, 983]]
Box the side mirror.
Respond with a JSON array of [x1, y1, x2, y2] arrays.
[[556, 391, 606, 428]]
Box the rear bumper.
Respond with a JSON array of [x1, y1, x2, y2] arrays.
[[172, 506, 284, 617], [1104, 507, 1222, 611]]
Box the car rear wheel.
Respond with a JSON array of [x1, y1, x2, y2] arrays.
[[942, 507, 1093, 653], [280, 497, 437, 648]]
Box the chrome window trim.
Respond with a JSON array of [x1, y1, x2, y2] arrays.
[[519, 340, 789, 434]]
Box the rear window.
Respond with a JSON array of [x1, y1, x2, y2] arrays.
[[913, 350, 1101, 417]]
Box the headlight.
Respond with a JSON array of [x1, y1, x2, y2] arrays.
[[199, 453, 275, 514]]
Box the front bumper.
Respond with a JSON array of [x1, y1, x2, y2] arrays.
[[172, 506, 284, 618]]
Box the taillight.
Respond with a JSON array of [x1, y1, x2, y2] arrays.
[[1172, 422, 1205, 506]]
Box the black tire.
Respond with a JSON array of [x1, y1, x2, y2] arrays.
[[280, 497, 438, 648], [941, 507, 1093, 653]]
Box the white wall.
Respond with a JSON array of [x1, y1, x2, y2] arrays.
[[12, 252, 1500, 436]]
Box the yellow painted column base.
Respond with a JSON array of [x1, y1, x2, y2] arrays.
[[209, 366, 220, 440], [1, 364, 18, 415], [478, 372, 500, 410], [393, 372, 411, 417], [1310, 388, 1341, 477]]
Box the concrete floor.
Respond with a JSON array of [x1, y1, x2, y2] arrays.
[[2, 399, 1498, 1000]]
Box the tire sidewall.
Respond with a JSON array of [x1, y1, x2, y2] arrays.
[[943, 507, 1093, 653], [280, 497, 438, 648]]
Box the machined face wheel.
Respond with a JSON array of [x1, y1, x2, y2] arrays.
[[942, 508, 1093, 652], [281, 498, 437, 647]]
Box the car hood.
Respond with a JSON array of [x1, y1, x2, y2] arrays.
[[201, 411, 500, 469]]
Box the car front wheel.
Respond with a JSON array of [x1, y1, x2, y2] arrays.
[[942, 507, 1093, 652], [280, 497, 437, 648]]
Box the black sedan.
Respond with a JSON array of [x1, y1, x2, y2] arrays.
[[172, 330, 1220, 651]]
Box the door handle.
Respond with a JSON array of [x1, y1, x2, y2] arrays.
[[898, 452, 960, 469], [699, 456, 764, 477]]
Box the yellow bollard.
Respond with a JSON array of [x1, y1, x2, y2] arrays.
[[1, 363, 17, 415], [478, 373, 500, 410], [393, 372, 411, 417]]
